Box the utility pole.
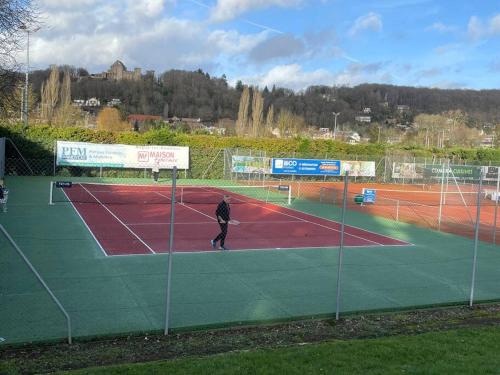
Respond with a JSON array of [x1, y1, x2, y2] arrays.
[[19, 25, 40, 128], [333, 112, 340, 140]]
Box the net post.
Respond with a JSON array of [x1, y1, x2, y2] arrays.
[[396, 199, 400, 221], [469, 170, 483, 307], [335, 170, 349, 320], [49, 181, 54, 205], [0, 224, 72, 344], [165, 166, 177, 335], [437, 161, 447, 230], [288, 184, 292, 205]]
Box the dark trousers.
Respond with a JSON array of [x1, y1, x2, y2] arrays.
[[153, 171, 159, 182], [214, 222, 228, 246]]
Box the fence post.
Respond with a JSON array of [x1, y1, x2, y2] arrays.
[[335, 170, 349, 320], [493, 167, 499, 244], [469, 171, 483, 307], [165, 166, 177, 335], [53, 141, 57, 176], [437, 161, 448, 230]]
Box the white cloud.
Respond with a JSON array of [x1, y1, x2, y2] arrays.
[[490, 14, 500, 34], [238, 61, 394, 91], [467, 13, 500, 40], [127, 0, 166, 18], [26, 0, 268, 73], [426, 22, 456, 33], [209, 0, 302, 23], [40, 0, 99, 8], [349, 12, 382, 37], [241, 64, 335, 91], [208, 29, 269, 54]]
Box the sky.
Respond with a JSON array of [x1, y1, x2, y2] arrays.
[[22, 0, 500, 91]]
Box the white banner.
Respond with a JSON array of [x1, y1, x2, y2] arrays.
[[231, 156, 271, 174], [56, 141, 189, 169], [340, 161, 376, 177]]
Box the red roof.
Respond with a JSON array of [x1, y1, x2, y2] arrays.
[[127, 114, 162, 122]]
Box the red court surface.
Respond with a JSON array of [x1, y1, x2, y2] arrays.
[[63, 183, 411, 256]]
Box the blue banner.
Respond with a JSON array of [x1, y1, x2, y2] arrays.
[[272, 158, 341, 176]]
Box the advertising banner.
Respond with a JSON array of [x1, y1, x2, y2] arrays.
[[341, 161, 376, 177], [392, 162, 424, 179], [0, 137, 5, 179], [362, 188, 377, 203], [423, 164, 481, 180], [483, 166, 500, 181], [231, 156, 271, 174], [56, 141, 189, 169], [271, 158, 341, 176]]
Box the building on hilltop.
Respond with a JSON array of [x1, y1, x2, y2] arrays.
[[90, 60, 154, 81]]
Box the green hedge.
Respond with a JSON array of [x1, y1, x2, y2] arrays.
[[1, 122, 499, 162]]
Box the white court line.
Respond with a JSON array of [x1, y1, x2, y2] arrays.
[[203, 186, 407, 246], [154, 191, 216, 221], [126, 220, 305, 226], [106, 242, 415, 257], [79, 184, 156, 254], [60, 186, 108, 257], [198, 187, 385, 246]]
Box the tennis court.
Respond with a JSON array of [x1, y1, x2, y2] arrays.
[[1, 176, 499, 345], [55, 183, 409, 256]]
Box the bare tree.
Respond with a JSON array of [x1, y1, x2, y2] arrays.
[[0, 0, 38, 115], [265, 104, 274, 136], [41, 65, 59, 123], [236, 86, 250, 136], [251, 88, 264, 137]]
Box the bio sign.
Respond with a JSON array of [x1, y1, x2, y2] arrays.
[[272, 158, 341, 176]]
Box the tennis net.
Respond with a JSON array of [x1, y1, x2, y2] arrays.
[[49, 181, 292, 206]]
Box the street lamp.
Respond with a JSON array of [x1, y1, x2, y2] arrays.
[[332, 112, 340, 140], [19, 24, 40, 128]]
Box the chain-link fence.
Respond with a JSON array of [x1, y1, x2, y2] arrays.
[[0, 147, 499, 346]]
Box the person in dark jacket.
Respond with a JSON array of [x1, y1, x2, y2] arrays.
[[211, 195, 231, 250]]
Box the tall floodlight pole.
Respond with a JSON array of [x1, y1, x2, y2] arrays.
[[19, 25, 40, 128], [333, 112, 340, 140]]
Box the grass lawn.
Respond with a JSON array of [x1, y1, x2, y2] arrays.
[[57, 327, 500, 375]]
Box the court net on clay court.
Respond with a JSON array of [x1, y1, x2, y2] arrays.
[[49, 181, 293, 206]]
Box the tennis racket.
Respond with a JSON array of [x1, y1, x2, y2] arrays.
[[229, 219, 240, 225]]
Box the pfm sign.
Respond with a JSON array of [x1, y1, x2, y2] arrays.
[[60, 146, 87, 160]]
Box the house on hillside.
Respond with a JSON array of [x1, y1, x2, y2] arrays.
[[346, 132, 361, 144], [107, 98, 122, 107], [85, 98, 100, 107], [355, 116, 371, 123]]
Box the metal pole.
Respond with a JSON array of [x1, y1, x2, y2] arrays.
[[0, 225, 72, 344], [164, 166, 177, 335], [53, 141, 57, 176], [437, 161, 447, 230], [24, 30, 29, 128], [335, 170, 349, 320], [469, 171, 483, 307], [493, 167, 499, 244]]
